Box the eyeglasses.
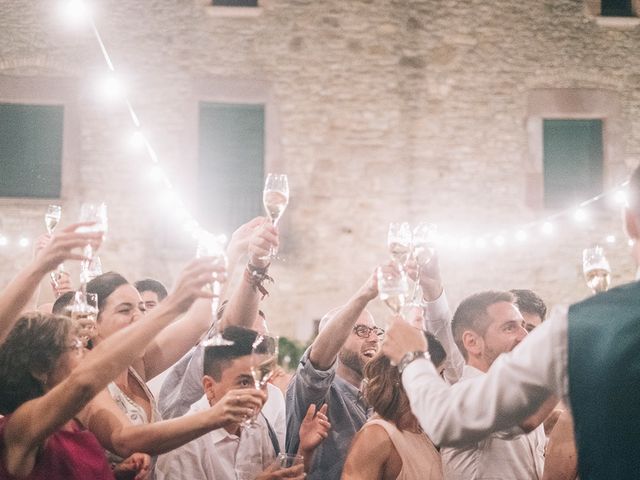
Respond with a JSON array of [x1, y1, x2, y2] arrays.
[[353, 325, 385, 339]]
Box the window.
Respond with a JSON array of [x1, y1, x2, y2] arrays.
[[543, 119, 603, 208], [212, 0, 258, 6], [198, 102, 265, 235], [601, 0, 634, 16], [0, 103, 63, 198]]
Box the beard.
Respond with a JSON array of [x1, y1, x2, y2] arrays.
[[339, 348, 365, 377]]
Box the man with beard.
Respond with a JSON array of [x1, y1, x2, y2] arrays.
[[285, 270, 380, 480], [440, 291, 546, 479]]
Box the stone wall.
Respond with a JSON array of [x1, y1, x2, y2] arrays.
[[1, 0, 639, 340]]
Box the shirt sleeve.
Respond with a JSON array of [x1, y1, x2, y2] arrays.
[[422, 290, 465, 384], [157, 345, 205, 419], [403, 313, 568, 448], [285, 347, 336, 453]]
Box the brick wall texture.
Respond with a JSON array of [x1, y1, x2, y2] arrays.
[[1, 0, 639, 340]]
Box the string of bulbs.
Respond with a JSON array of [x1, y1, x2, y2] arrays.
[[0, 1, 630, 254]]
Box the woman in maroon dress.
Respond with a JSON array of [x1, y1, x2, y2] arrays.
[[0, 257, 258, 480]]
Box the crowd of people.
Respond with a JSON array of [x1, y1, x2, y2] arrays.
[[2, 166, 640, 480]]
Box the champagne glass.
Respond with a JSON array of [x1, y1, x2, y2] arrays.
[[408, 222, 438, 305], [198, 232, 233, 347], [276, 453, 304, 468], [67, 291, 99, 347], [45, 205, 61, 234], [583, 245, 611, 294], [262, 173, 289, 260], [377, 263, 409, 325], [387, 222, 412, 265], [81, 255, 103, 284], [77, 203, 108, 290], [243, 334, 279, 429], [44, 205, 65, 286]]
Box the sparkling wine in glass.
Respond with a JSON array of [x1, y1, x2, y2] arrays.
[[262, 173, 289, 259], [45, 205, 65, 286], [243, 334, 279, 429], [583, 246, 611, 294], [77, 203, 108, 290], [387, 222, 412, 265], [197, 232, 233, 347], [45, 205, 61, 234], [408, 222, 438, 304], [67, 291, 99, 347], [377, 263, 409, 324]]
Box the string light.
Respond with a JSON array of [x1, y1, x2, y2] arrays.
[[27, 0, 628, 257], [18, 238, 30, 248], [0, 236, 7, 247]]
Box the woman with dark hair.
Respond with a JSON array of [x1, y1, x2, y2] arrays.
[[341, 332, 445, 480], [0, 258, 261, 479], [72, 266, 270, 478]]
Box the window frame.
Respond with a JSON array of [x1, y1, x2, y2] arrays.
[[525, 89, 625, 211], [0, 75, 80, 207]]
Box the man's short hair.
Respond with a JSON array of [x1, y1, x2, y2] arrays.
[[134, 278, 168, 301], [52, 291, 76, 315], [203, 326, 260, 381], [510, 289, 547, 321], [451, 291, 515, 360]]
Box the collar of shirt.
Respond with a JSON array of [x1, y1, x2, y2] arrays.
[[461, 364, 485, 380]]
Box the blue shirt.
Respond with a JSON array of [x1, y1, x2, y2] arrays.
[[285, 348, 368, 480]]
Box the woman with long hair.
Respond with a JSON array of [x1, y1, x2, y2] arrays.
[[341, 332, 446, 480], [0, 258, 261, 479]]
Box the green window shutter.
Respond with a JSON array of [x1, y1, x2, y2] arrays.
[[601, 0, 634, 17], [0, 103, 63, 198], [198, 102, 265, 235], [543, 119, 603, 209], [212, 0, 258, 6]]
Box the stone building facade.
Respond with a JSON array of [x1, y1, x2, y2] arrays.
[[1, 0, 639, 340]]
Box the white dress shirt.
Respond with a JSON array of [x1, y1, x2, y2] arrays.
[[402, 306, 569, 447], [441, 365, 546, 480], [422, 291, 465, 384], [155, 397, 276, 480]]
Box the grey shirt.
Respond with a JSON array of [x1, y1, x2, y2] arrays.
[[285, 348, 368, 480]]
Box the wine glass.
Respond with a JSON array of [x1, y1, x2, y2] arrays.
[[197, 232, 233, 347], [77, 203, 108, 289], [408, 222, 438, 305], [377, 263, 409, 326], [81, 256, 103, 285], [262, 173, 289, 260], [44, 205, 65, 286], [243, 334, 279, 429], [583, 245, 611, 294], [67, 291, 99, 347], [45, 205, 61, 234], [387, 222, 412, 265], [276, 453, 304, 468]]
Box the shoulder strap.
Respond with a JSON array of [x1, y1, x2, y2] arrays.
[[261, 412, 281, 456]]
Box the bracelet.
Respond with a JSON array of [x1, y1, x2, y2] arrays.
[[245, 263, 273, 299]]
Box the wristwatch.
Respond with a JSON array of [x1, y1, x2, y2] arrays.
[[397, 350, 430, 374]]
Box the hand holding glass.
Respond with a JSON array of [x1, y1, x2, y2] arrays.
[[243, 334, 279, 429], [377, 263, 409, 324]]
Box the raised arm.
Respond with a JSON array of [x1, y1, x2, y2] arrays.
[[309, 270, 378, 370], [78, 388, 264, 457], [409, 255, 464, 383], [219, 219, 278, 331], [382, 314, 567, 447], [0, 223, 101, 343], [3, 258, 218, 476]]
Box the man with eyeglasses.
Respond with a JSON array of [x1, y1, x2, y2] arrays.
[[285, 270, 381, 480]]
